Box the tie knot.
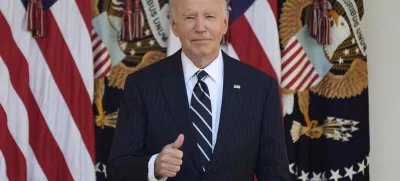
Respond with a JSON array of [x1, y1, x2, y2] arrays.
[[196, 70, 208, 81]]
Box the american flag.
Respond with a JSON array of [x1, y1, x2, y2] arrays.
[[0, 0, 96, 181], [167, 0, 280, 180], [222, 0, 280, 83]]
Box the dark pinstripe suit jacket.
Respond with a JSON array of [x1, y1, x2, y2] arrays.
[[107, 50, 290, 181]]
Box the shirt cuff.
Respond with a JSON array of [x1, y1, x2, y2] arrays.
[[148, 154, 168, 181]]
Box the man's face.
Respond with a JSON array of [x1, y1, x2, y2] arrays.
[[169, 0, 228, 59]]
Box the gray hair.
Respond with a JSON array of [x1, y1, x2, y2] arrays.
[[169, 0, 228, 19]]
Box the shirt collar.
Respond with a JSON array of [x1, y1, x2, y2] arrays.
[[181, 50, 223, 84]]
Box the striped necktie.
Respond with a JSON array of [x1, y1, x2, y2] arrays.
[[190, 70, 212, 172]]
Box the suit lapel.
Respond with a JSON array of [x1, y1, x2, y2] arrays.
[[206, 52, 245, 171], [161, 50, 203, 172]]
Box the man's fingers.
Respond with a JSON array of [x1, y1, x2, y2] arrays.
[[157, 163, 181, 177], [159, 154, 183, 165], [167, 157, 183, 166], [165, 165, 181, 172], [171, 134, 184, 149], [169, 149, 183, 159], [159, 170, 178, 177]]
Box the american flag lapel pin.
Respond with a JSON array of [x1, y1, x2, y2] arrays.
[[233, 84, 241, 89]]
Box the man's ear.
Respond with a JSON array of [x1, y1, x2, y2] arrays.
[[169, 14, 179, 37], [222, 11, 229, 35]]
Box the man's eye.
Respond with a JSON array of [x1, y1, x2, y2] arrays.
[[206, 16, 215, 19], [186, 16, 195, 20]]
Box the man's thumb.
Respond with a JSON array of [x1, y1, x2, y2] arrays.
[[171, 134, 184, 149]]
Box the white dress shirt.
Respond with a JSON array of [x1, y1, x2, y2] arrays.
[[148, 50, 224, 181]]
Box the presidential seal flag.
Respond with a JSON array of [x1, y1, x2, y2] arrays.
[[0, 0, 96, 180], [92, 0, 168, 180], [278, 0, 370, 180]]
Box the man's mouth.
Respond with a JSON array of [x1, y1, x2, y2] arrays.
[[192, 39, 211, 42]]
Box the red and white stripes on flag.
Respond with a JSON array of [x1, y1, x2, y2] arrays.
[[92, 29, 112, 79], [0, 0, 96, 180], [226, 0, 281, 83], [281, 36, 321, 91]]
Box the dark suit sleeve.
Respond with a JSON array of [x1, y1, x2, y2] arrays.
[[255, 78, 290, 181], [107, 74, 152, 181]]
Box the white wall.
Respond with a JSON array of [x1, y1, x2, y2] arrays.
[[364, 0, 400, 180]]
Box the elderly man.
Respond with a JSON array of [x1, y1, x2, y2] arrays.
[[107, 0, 290, 180]]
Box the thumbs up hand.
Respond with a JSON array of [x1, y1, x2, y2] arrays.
[[154, 134, 184, 178]]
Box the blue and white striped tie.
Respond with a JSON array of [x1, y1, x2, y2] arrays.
[[190, 70, 212, 172]]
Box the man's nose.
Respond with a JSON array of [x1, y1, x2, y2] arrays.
[[194, 17, 206, 33]]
